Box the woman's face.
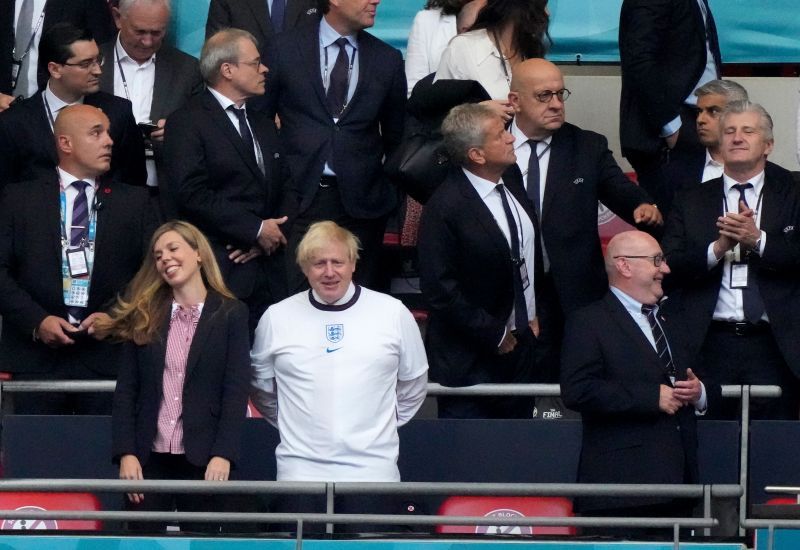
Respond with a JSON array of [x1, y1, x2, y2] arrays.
[[153, 230, 203, 290]]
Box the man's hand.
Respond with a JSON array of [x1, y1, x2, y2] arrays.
[[257, 216, 288, 254], [149, 118, 166, 142], [529, 316, 540, 338], [0, 93, 15, 112], [674, 368, 702, 405], [227, 244, 263, 264], [205, 456, 231, 481], [665, 129, 679, 149], [659, 384, 682, 415], [119, 454, 144, 503], [717, 204, 761, 250], [37, 316, 78, 347], [633, 203, 663, 226], [497, 331, 517, 355], [81, 312, 111, 339]]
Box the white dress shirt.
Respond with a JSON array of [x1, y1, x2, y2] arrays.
[[13, 0, 47, 97], [701, 149, 724, 182], [404, 8, 457, 96]]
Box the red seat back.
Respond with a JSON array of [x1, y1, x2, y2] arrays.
[[0, 492, 101, 531], [436, 496, 576, 535]]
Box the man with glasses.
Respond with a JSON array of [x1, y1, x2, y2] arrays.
[[0, 23, 146, 187], [99, 0, 203, 217], [505, 59, 661, 405], [561, 230, 714, 534], [164, 29, 292, 335], [662, 101, 800, 420]]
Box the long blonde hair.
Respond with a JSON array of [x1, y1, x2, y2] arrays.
[[96, 221, 235, 345]]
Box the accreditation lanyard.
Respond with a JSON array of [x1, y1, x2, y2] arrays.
[[322, 39, 356, 115], [722, 184, 764, 262], [60, 186, 98, 308], [11, 3, 47, 89]]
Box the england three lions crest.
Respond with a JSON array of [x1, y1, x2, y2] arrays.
[[326, 324, 344, 343]]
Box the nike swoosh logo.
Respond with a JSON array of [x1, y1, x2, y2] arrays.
[[326, 347, 342, 353]]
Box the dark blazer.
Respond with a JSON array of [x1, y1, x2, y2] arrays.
[[0, 177, 155, 375], [661, 163, 800, 377], [418, 167, 542, 386], [507, 122, 654, 316], [619, 0, 721, 155], [262, 20, 407, 219], [163, 89, 291, 296], [205, 0, 319, 56], [0, 90, 147, 187], [0, 0, 115, 95], [98, 39, 204, 215], [561, 292, 708, 512], [112, 291, 250, 468]]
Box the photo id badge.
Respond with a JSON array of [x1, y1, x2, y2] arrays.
[[67, 247, 89, 278], [730, 261, 749, 289], [10, 59, 21, 89], [519, 259, 530, 291]]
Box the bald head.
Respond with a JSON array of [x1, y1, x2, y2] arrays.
[[605, 231, 670, 305], [509, 59, 566, 139], [54, 104, 113, 179]]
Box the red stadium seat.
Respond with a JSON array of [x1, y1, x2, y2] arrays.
[[0, 492, 102, 530], [765, 497, 799, 505], [436, 496, 576, 535]]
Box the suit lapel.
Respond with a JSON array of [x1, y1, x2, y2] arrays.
[[99, 43, 115, 95], [603, 292, 667, 380], [541, 129, 569, 224], [148, 314, 171, 396], [700, 178, 726, 243], [248, 0, 273, 40], [458, 171, 515, 261], [30, 93, 58, 164], [185, 291, 222, 380], [340, 31, 370, 119], [298, 22, 328, 109], [42, 178, 64, 289], [151, 51, 172, 120], [203, 91, 263, 179], [758, 168, 788, 235]]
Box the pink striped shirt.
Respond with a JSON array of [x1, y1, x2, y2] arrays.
[[152, 302, 203, 454]]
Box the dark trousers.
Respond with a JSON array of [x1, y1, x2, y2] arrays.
[[437, 329, 539, 419], [286, 180, 388, 293], [12, 362, 112, 415], [581, 500, 697, 539], [696, 323, 798, 420], [126, 452, 220, 533], [624, 105, 704, 219]]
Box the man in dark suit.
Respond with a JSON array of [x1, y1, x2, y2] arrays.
[[0, 0, 115, 107], [206, 0, 319, 57], [164, 29, 291, 333], [0, 104, 154, 414], [99, 0, 204, 216], [505, 59, 661, 396], [419, 103, 541, 419], [262, 0, 407, 291], [561, 230, 712, 531], [662, 101, 800, 420], [0, 23, 146, 187], [619, 0, 722, 217]]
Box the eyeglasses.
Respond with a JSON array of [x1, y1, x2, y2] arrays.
[[613, 254, 666, 267], [534, 88, 571, 103], [62, 54, 105, 70], [232, 59, 262, 69]]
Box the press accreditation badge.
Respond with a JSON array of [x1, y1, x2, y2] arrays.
[[66, 247, 89, 278], [10, 60, 21, 89], [730, 261, 749, 289], [519, 260, 530, 291], [65, 278, 90, 307]]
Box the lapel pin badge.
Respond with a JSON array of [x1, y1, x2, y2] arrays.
[[573, 177, 584, 185]]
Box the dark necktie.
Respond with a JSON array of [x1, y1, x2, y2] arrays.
[[526, 139, 541, 223], [270, 0, 285, 33], [70, 180, 90, 247], [641, 304, 676, 381], [228, 105, 264, 174], [699, 0, 722, 77], [326, 37, 350, 117], [14, 0, 34, 97], [732, 182, 765, 323], [67, 180, 90, 322], [496, 184, 529, 332]]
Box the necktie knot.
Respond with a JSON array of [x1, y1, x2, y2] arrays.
[[72, 180, 89, 192], [334, 37, 350, 52], [228, 105, 247, 121], [641, 303, 657, 317], [732, 182, 753, 211]]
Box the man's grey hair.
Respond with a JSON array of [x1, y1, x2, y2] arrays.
[[199, 28, 258, 85], [720, 100, 774, 142], [694, 79, 749, 102], [117, 0, 172, 16], [441, 103, 497, 166]]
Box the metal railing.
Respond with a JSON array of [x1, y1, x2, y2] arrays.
[[0, 479, 736, 550], [0, 381, 783, 540]]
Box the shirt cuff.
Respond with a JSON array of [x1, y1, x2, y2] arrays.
[[660, 116, 682, 138], [707, 242, 721, 269], [694, 382, 708, 415], [256, 220, 264, 242], [497, 327, 507, 348], [756, 230, 766, 255]]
